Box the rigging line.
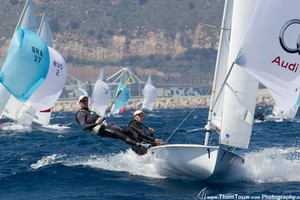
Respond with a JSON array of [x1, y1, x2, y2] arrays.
[[162, 116, 170, 142], [164, 104, 198, 144], [164, 86, 213, 143]]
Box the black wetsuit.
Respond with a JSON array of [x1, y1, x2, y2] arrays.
[[75, 108, 139, 146], [128, 120, 157, 155], [254, 111, 265, 121]]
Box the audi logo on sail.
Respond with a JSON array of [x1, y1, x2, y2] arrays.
[[271, 19, 300, 73], [279, 19, 300, 54]]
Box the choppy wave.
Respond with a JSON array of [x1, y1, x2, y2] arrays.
[[31, 154, 66, 169], [0, 123, 32, 133], [230, 147, 300, 183], [31, 150, 165, 179], [37, 124, 70, 133]]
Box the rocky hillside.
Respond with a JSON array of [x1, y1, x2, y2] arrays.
[[0, 0, 224, 83]]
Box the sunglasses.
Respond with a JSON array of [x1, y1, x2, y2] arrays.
[[80, 99, 88, 103]]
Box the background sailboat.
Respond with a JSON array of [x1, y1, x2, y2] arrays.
[[141, 76, 157, 111], [91, 68, 112, 116], [110, 74, 130, 115], [17, 13, 67, 126], [149, 0, 258, 180], [0, 28, 50, 120], [0, 0, 40, 120], [2, 2, 67, 126], [266, 104, 298, 122]]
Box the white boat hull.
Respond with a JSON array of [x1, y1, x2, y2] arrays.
[[265, 115, 295, 122], [148, 144, 244, 180]]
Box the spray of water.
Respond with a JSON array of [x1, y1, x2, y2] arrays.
[[229, 147, 300, 183]]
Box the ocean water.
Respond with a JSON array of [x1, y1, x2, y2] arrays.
[[0, 108, 299, 200]]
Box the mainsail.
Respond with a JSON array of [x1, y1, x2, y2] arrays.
[[208, 0, 233, 133], [110, 82, 130, 114], [91, 69, 112, 116], [15, 0, 37, 32], [37, 14, 53, 48], [236, 0, 300, 113]]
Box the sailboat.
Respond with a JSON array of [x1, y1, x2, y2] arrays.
[[110, 74, 130, 115], [148, 0, 258, 179], [142, 76, 157, 111], [2, 0, 67, 126], [91, 68, 112, 116], [0, 0, 39, 120], [17, 14, 67, 126], [17, 45, 67, 126], [0, 28, 50, 119], [266, 104, 298, 122]]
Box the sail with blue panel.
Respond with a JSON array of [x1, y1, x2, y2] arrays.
[[111, 82, 130, 114], [0, 28, 49, 102]]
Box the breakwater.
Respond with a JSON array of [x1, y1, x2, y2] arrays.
[[53, 89, 273, 112]]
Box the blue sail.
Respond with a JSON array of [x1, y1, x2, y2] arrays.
[[0, 28, 49, 102], [113, 82, 130, 111]]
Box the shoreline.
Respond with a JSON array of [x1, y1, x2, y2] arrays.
[[53, 89, 273, 112]]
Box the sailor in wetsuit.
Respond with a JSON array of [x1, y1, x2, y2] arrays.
[[254, 107, 266, 121], [128, 110, 161, 155], [75, 95, 150, 151]]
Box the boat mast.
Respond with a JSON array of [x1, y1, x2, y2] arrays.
[[204, 0, 233, 145]]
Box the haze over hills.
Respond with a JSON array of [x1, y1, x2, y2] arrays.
[[0, 0, 224, 85]]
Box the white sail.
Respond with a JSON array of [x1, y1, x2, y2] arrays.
[[2, 96, 24, 120], [37, 14, 53, 48], [142, 76, 157, 111], [271, 104, 298, 120], [0, 86, 16, 119], [219, 0, 259, 149], [33, 108, 52, 126], [15, 0, 37, 32], [32, 14, 54, 125], [91, 69, 111, 116], [207, 0, 233, 132], [235, 0, 300, 113]]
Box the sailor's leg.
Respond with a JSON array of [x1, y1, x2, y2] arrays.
[[108, 124, 139, 142], [101, 126, 140, 146]]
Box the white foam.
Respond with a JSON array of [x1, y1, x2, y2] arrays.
[[31, 154, 66, 169], [31, 150, 165, 179], [230, 147, 300, 183], [38, 124, 70, 133], [0, 123, 31, 132], [73, 149, 165, 178]]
